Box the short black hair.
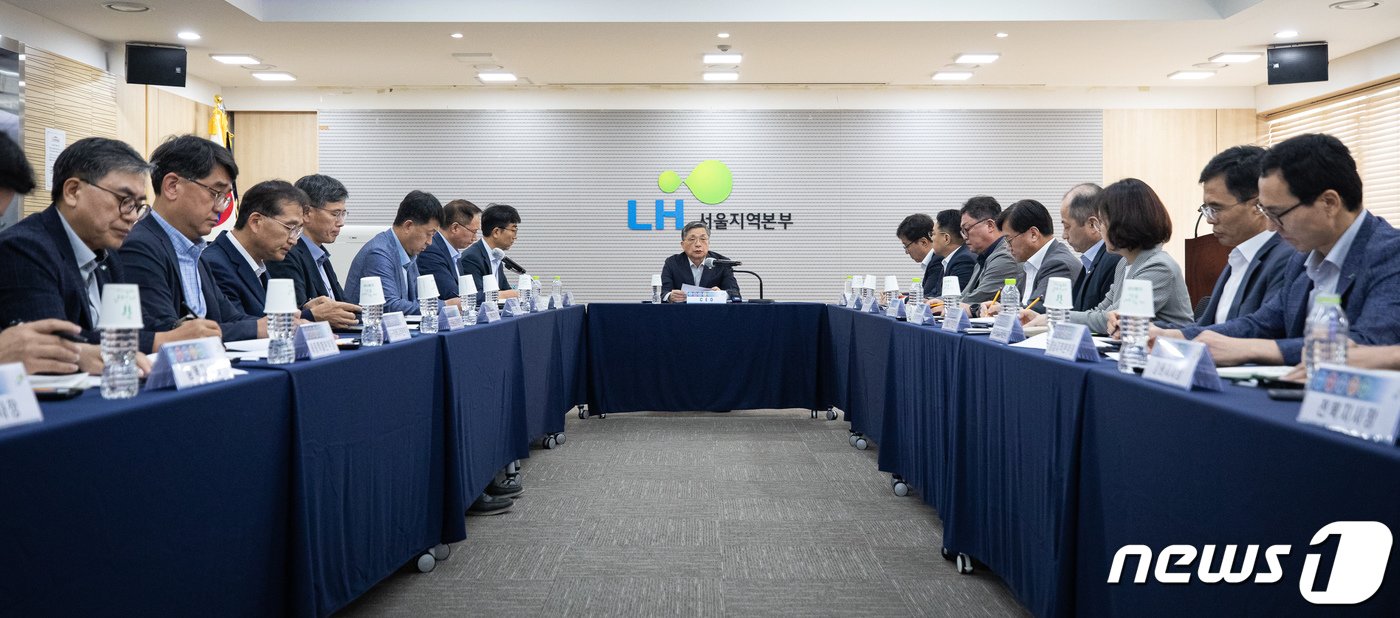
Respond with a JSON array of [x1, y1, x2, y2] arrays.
[[294, 174, 348, 209], [959, 195, 1002, 222], [1062, 183, 1102, 223], [895, 213, 934, 244], [997, 199, 1054, 236], [481, 203, 521, 237], [681, 220, 709, 239], [1260, 133, 1362, 212], [442, 199, 481, 227], [48, 137, 149, 204], [393, 190, 444, 226], [934, 209, 965, 244], [0, 132, 35, 196], [235, 180, 309, 230], [1099, 178, 1172, 251], [1199, 145, 1266, 204], [150, 134, 238, 194]]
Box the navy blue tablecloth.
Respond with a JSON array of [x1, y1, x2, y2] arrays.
[[822, 307, 896, 445], [1077, 371, 1400, 616], [0, 371, 294, 616], [587, 303, 825, 414], [439, 316, 531, 512], [878, 317, 964, 515], [517, 306, 588, 441]]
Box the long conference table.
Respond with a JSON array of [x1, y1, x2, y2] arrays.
[[2, 302, 1396, 616]]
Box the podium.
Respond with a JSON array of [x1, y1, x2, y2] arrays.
[[1184, 234, 1230, 307]]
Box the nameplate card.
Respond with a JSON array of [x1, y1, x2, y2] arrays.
[[884, 300, 907, 319], [1142, 339, 1222, 391], [294, 322, 341, 360], [146, 336, 233, 391], [865, 297, 884, 314], [439, 305, 465, 331], [563, 292, 576, 307], [1044, 323, 1099, 362], [906, 302, 929, 326], [530, 294, 545, 313], [941, 304, 970, 333], [686, 291, 727, 304], [480, 304, 503, 323], [381, 312, 412, 343], [549, 294, 563, 310], [989, 312, 1026, 344], [0, 363, 43, 431], [502, 298, 522, 316], [1298, 364, 1400, 445]]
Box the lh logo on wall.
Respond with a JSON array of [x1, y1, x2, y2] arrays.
[[627, 160, 732, 230]]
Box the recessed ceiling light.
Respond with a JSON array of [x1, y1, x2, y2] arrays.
[[703, 53, 743, 64], [251, 71, 296, 81], [995, 32, 1009, 38], [955, 53, 1000, 64], [477, 72, 518, 82], [703, 71, 739, 81], [932, 71, 974, 81], [1275, 30, 1299, 39], [104, 2, 150, 12], [451, 33, 464, 39], [717, 32, 730, 39], [1330, 1, 1380, 9], [210, 54, 261, 65], [17, 80, 24, 87], [177, 31, 201, 41], [1169, 70, 1216, 80], [1209, 52, 1261, 63]]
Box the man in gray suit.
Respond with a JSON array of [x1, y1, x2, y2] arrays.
[[956, 195, 1024, 315], [986, 199, 1082, 317]]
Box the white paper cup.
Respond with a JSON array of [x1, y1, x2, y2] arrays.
[[97, 283, 143, 329], [264, 278, 298, 314], [359, 276, 386, 306]]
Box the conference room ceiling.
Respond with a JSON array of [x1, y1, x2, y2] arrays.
[[9, 0, 1399, 89]]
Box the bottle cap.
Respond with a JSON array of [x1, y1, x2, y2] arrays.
[[1004, 278, 1017, 286]]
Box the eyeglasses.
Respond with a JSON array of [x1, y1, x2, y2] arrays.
[[1197, 197, 1256, 221], [312, 204, 349, 222], [182, 177, 235, 210], [83, 180, 151, 220], [261, 214, 304, 240], [1255, 201, 1306, 227], [684, 236, 709, 245], [959, 218, 992, 239]]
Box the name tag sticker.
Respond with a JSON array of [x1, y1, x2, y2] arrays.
[[941, 304, 971, 333], [686, 290, 726, 304], [0, 363, 43, 431], [1143, 338, 1222, 391], [989, 312, 1026, 344], [1298, 364, 1400, 445], [294, 322, 341, 360], [1044, 323, 1099, 362], [381, 312, 412, 343], [146, 336, 233, 391]]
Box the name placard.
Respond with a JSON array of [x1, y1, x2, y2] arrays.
[[1044, 323, 1099, 362], [440, 304, 465, 331], [686, 290, 727, 304], [549, 294, 563, 310], [480, 304, 503, 323], [0, 363, 43, 431], [294, 322, 341, 360], [906, 302, 928, 325], [865, 297, 884, 314], [146, 336, 233, 391], [563, 292, 576, 307], [941, 304, 970, 333], [1142, 338, 1222, 391], [884, 300, 907, 319], [840, 292, 854, 308], [502, 298, 522, 316], [1298, 364, 1400, 444], [381, 312, 412, 343], [989, 312, 1026, 344]]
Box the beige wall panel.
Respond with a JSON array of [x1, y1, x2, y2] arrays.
[[231, 112, 319, 189], [19, 47, 118, 216], [1215, 108, 1260, 148]]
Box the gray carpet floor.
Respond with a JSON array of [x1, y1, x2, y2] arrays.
[[338, 409, 1030, 617]]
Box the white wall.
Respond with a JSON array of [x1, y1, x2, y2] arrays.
[[1255, 36, 1400, 112]]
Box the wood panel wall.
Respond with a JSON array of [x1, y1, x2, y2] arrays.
[[19, 47, 117, 216], [229, 111, 319, 190]]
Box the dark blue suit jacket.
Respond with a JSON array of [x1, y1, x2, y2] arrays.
[[458, 240, 514, 305], [417, 232, 463, 299], [1192, 233, 1295, 327], [1072, 247, 1122, 312], [202, 231, 313, 320], [1182, 213, 1400, 365], [923, 245, 976, 298], [266, 237, 346, 307], [0, 206, 154, 352], [660, 252, 740, 300], [118, 214, 260, 344]]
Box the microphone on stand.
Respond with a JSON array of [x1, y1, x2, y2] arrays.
[[702, 252, 771, 303], [491, 248, 527, 274], [702, 257, 742, 268]]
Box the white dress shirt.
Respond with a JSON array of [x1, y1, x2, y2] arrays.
[[57, 210, 101, 323], [1214, 230, 1274, 325], [1022, 238, 1057, 298]]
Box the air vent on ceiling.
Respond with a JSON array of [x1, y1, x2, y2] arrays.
[[452, 52, 497, 63]]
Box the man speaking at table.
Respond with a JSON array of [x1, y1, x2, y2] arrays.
[[459, 203, 521, 306], [661, 221, 739, 302]]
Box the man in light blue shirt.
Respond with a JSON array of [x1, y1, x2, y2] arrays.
[[344, 190, 446, 315]]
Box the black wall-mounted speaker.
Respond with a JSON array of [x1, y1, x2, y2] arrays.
[[1267, 42, 1328, 86], [126, 43, 186, 87]]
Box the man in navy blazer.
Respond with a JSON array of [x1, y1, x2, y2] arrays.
[[118, 135, 262, 346], [1059, 183, 1123, 311], [1163, 133, 1400, 365], [267, 175, 356, 325], [416, 199, 481, 300], [661, 221, 740, 301], [459, 203, 522, 306], [896, 211, 974, 298], [345, 190, 454, 314]]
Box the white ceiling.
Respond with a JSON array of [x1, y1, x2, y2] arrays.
[[6, 0, 1399, 89]]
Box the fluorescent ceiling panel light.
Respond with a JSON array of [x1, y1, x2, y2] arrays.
[[717, 32, 730, 38], [104, 3, 150, 12], [178, 32, 201, 41], [955, 53, 999, 64], [703, 71, 739, 81], [477, 72, 518, 82], [703, 53, 743, 64], [932, 71, 974, 81], [1275, 30, 1299, 38], [1168, 70, 1215, 80], [210, 54, 261, 65], [995, 32, 1009, 38], [1210, 52, 1261, 63], [251, 71, 296, 81], [451, 33, 463, 39]]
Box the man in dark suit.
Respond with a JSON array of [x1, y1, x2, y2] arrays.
[[993, 199, 1082, 316], [118, 135, 262, 346], [1185, 145, 1295, 327], [266, 174, 359, 328], [661, 221, 740, 302], [896, 211, 974, 298], [459, 203, 522, 306], [1058, 183, 1122, 311], [417, 199, 481, 300], [1163, 133, 1400, 366]]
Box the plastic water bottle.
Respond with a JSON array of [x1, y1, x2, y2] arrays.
[[100, 328, 140, 399], [464, 301, 478, 326], [999, 278, 1021, 316], [486, 288, 499, 310], [419, 298, 440, 334], [552, 276, 563, 302], [533, 277, 543, 311], [361, 303, 384, 347], [267, 312, 297, 364], [1047, 306, 1071, 338], [650, 282, 661, 304], [1118, 314, 1151, 373], [843, 276, 854, 305], [1304, 294, 1349, 379], [909, 278, 924, 306]]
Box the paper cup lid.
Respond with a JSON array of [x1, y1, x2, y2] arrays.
[[863, 275, 876, 289], [416, 274, 439, 300], [942, 276, 961, 297], [650, 274, 663, 286], [884, 275, 900, 292], [98, 283, 143, 329], [264, 278, 298, 314], [1119, 278, 1155, 317], [518, 274, 532, 290], [1045, 277, 1074, 310], [483, 274, 500, 292], [358, 276, 386, 305], [458, 275, 478, 296]]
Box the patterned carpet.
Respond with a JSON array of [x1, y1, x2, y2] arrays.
[[338, 409, 1030, 617]]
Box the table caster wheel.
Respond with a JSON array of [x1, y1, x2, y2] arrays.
[[893, 482, 909, 497], [555, 433, 565, 445], [543, 436, 556, 449], [578, 407, 586, 419], [598, 413, 606, 419], [416, 552, 436, 573], [810, 409, 818, 419], [941, 547, 955, 561], [429, 543, 451, 561], [848, 434, 859, 447], [855, 437, 868, 450], [956, 553, 974, 575], [826, 409, 838, 421]]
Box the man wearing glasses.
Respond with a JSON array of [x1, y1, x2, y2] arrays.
[[660, 221, 739, 302], [266, 174, 360, 329], [202, 180, 324, 321], [1177, 145, 1293, 327], [120, 134, 262, 346], [459, 203, 522, 306], [1157, 133, 1400, 366], [417, 199, 481, 301], [956, 195, 1023, 311]]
